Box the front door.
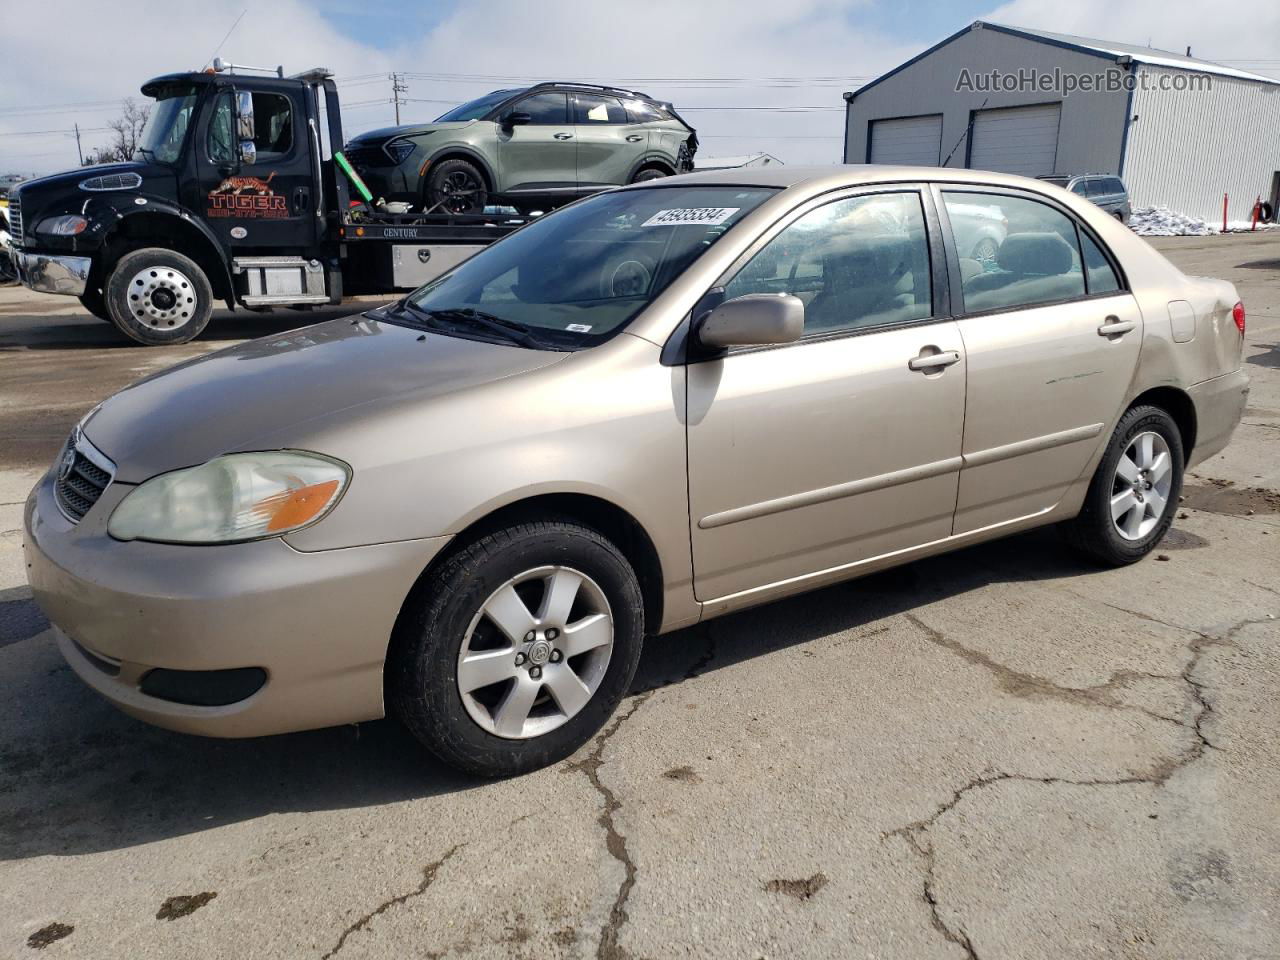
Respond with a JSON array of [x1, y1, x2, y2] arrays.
[[573, 94, 646, 190], [685, 189, 967, 601], [937, 188, 1143, 533], [195, 84, 318, 251], [495, 92, 576, 198]]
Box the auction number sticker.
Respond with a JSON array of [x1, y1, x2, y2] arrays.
[[641, 207, 740, 227]]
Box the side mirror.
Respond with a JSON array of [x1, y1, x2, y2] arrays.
[[502, 111, 532, 129], [235, 90, 255, 141], [238, 139, 257, 166], [696, 293, 804, 349]]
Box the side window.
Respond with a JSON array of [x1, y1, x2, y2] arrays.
[[943, 191, 1086, 312], [1106, 178, 1127, 195], [207, 93, 234, 163], [514, 93, 568, 125], [623, 99, 666, 123], [1070, 180, 1090, 196], [724, 192, 933, 335], [1080, 231, 1121, 294], [1087, 178, 1111, 197], [575, 95, 627, 124], [252, 93, 293, 158]]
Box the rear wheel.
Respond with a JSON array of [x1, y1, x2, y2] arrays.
[[1061, 405, 1183, 566], [630, 166, 669, 184], [104, 248, 214, 345], [388, 521, 645, 777], [425, 159, 488, 215]]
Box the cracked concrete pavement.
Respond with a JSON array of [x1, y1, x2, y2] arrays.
[[1, 232, 1278, 958]]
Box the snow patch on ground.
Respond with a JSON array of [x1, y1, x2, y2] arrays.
[[1129, 206, 1214, 236]]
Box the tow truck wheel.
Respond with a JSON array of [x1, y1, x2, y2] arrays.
[[105, 248, 214, 346], [78, 286, 111, 322]]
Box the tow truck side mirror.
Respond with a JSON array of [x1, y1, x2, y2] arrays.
[[235, 90, 256, 164]]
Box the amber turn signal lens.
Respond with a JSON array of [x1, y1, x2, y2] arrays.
[[258, 479, 342, 532]]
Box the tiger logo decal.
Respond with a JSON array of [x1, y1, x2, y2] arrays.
[[211, 171, 278, 196]]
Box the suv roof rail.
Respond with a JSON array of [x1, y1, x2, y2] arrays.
[[525, 80, 654, 101]]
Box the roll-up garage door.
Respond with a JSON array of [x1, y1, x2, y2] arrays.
[[868, 115, 943, 166], [967, 103, 1061, 176]]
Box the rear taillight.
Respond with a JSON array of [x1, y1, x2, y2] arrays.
[[1232, 301, 1246, 334]]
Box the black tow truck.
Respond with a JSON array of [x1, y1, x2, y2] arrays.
[[7, 60, 530, 345]]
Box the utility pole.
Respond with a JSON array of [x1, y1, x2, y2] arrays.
[[73, 123, 84, 165], [391, 73, 408, 125]]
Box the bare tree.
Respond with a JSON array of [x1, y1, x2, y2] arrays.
[[83, 99, 151, 165]]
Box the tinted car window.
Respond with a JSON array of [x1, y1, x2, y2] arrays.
[[513, 92, 568, 125], [575, 95, 627, 124], [725, 192, 932, 335], [624, 99, 667, 123], [1087, 178, 1112, 197], [406, 186, 776, 348], [1080, 231, 1122, 294], [1070, 180, 1090, 196], [944, 192, 1086, 313], [1105, 178, 1126, 195], [436, 89, 522, 122]]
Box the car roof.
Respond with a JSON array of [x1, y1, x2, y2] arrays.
[[628, 164, 1089, 192]]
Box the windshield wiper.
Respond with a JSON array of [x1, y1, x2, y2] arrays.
[[424, 307, 552, 349]]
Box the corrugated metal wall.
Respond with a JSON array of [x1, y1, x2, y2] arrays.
[[1124, 67, 1280, 222], [844, 24, 1130, 176]]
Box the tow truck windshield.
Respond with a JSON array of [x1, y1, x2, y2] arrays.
[[135, 86, 198, 164]]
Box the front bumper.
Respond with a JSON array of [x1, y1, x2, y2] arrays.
[[23, 469, 451, 737], [12, 248, 91, 296]]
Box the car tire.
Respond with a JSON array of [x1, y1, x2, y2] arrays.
[[388, 520, 645, 778], [1060, 405, 1184, 566], [425, 159, 489, 216], [105, 248, 214, 346], [78, 285, 111, 322], [630, 167, 669, 184]]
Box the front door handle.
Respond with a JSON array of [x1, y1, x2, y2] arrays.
[[553, 132, 573, 141], [1097, 315, 1136, 337], [908, 349, 961, 372], [626, 134, 644, 142]]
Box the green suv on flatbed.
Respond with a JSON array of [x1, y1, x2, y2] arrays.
[[344, 82, 698, 214]]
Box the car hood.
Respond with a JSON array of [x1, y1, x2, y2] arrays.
[[82, 316, 568, 483], [14, 160, 176, 223], [349, 121, 477, 143]]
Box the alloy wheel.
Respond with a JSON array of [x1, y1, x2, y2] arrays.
[[127, 265, 198, 330], [1110, 430, 1173, 540], [457, 565, 614, 739]]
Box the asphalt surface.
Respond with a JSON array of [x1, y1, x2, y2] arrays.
[[1, 234, 1278, 959]]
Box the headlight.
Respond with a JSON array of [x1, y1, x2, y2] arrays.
[[108, 451, 350, 544], [383, 137, 416, 164], [37, 215, 88, 236]]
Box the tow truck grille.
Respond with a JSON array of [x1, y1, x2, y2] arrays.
[[7, 195, 21, 246], [53, 434, 114, 523]]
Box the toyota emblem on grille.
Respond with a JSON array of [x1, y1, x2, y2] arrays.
[[58, 445, 76, 482]]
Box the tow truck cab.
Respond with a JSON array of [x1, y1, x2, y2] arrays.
[[8, 62, 522, 345]]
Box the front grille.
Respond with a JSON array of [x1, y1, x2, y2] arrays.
[[343, 144, 392, 168], [54, 434, 114, 523], [7, 195, 21, 246]]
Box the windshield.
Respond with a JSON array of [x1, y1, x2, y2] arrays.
[[405, 185, 777, 348], [136, 86, 198, 164], [436, 89, 523, 122]]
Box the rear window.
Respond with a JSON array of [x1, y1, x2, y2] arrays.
[[624, 99, 669, 123]]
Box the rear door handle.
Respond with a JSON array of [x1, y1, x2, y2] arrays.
[[625, 135, 644, 142], [553, 132, 573, 140], [1097, 315, 1136, 337], [908, 350, 961, 372]]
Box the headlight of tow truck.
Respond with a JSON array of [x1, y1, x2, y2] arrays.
[[107, 451, 350, 544], [37, 215, 88, 236]]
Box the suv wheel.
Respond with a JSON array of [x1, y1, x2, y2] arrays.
[[1061, 405, 1184, 566], [104, 248, 214, 345], [425, 159, 488, 215], [388, 520, 645, 777], [631, 167, 669, 184]]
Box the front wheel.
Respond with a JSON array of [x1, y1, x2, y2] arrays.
[[104, 248, 214, 345], [1060, 405, 1184, 566], [388, 521, 645, 777], [425, 159, 488, 215]]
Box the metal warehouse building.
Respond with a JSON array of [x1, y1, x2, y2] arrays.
[[843, 21, 1280, 223]]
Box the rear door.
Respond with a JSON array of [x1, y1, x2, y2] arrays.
[[494, 92, 576, 196], [196, 84, 318, 250], [573, 94, 645, 189], [685, 187, 966, 601], [937, 187, 1142, 534]]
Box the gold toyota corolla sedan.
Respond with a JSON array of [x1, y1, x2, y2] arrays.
[[24, 166, 1249, 776]]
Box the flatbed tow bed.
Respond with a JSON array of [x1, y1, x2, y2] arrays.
[[7, 60, 532, 345]]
